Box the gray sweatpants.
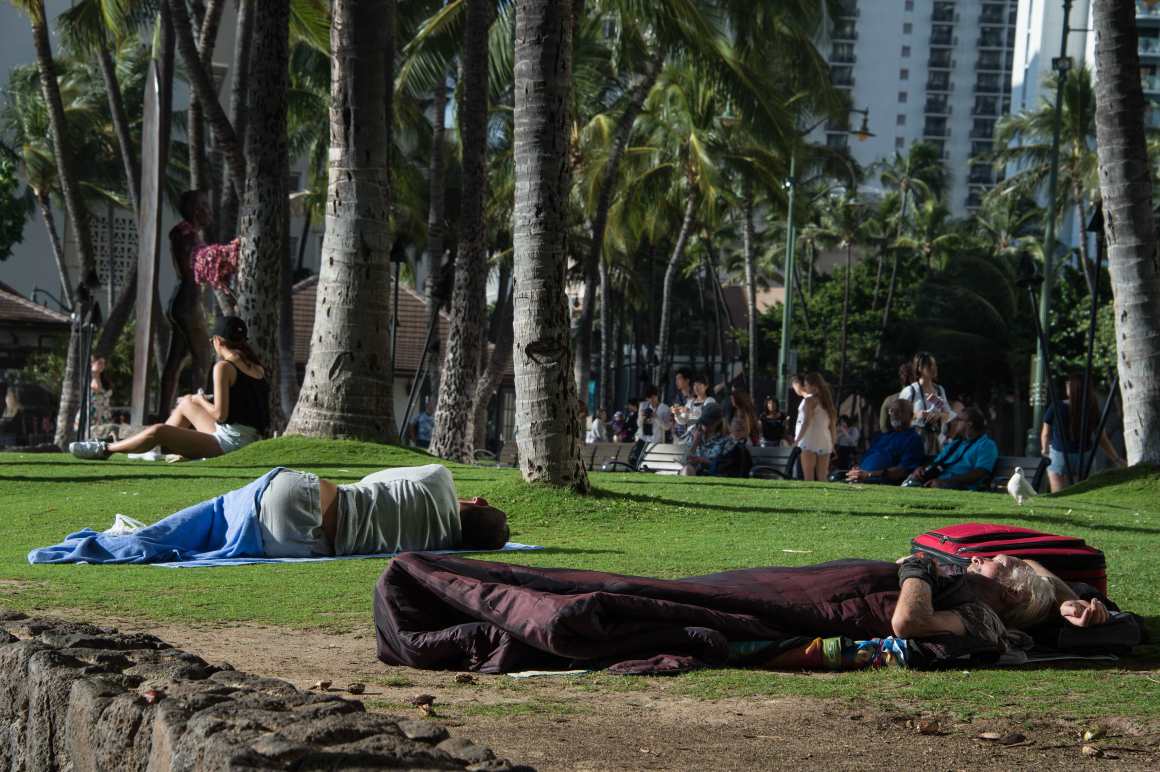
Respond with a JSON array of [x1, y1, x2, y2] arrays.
[[257, 470, 333, 557]]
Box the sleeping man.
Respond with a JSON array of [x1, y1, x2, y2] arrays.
[[258, 464, 508, 557], [374, 549, 1129, 674], [29, 464, 509, 564]]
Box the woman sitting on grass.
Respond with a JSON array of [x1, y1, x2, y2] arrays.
[[69, 316, 269, 461]]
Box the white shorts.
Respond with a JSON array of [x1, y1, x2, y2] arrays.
[[213, 422, 259, 453]]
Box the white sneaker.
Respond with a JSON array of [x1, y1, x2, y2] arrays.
[[69, 440, 111, 460], [127, 448, 164, 461]]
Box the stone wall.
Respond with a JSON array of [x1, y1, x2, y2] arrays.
[[0, 610, 529, 771]]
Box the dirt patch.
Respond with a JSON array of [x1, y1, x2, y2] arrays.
[[73, 616, 1160, 771]]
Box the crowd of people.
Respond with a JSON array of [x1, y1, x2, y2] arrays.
[[576, 351, 1124, 491]]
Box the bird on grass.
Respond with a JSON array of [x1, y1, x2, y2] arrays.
[[1007, 467, 1037, 506]]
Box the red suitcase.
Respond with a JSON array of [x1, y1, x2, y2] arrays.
[[911, 522, 1107, 594]]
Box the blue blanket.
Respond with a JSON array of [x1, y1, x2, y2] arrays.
[[29, 469, 282, 564]]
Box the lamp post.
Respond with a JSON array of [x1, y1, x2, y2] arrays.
[[1028, 0, 1074, 455], [776, 108, 873, 406]]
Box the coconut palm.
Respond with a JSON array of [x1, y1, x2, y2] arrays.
[[809, 194, 867, 405], [233, 0, 290, 424], [429, 0, 493, 463], [895, 199, 960, 274], [512, 0, 589, 490], [1091, 0, 1160, 465], [287, 0, 398, 441], [991, 66, 1099, 294], [872, 142, 944, 364]]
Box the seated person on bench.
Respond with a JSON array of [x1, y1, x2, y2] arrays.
[[846, 398, 925, 484], [902, 407, 998, 490], [259, 464, 509, 557]]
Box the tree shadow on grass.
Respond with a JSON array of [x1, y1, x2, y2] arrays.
[[534, 547, 625, 556], [0, 474, 259, 484]]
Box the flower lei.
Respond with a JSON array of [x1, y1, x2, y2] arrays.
[[192, 238, 240, 291]]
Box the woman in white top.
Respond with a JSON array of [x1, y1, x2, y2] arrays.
[[673, 373, 717, 443], [586, 408, 609, 444], [793, 372, 837, 481], [900, 351, 954, 456]]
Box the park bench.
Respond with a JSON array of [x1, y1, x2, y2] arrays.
[[748, 444, 801, 480], [989, 455, 1049, 494], [586, 441, 630, 471], [601, 442, 689, 475]]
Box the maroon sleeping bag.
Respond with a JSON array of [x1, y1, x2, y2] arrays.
[[373, 554, 994, 674]]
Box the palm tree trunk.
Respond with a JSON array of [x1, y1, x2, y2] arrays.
[[218, 0, 254, 239], [422, 78, 449, 395], [742, 195, 758, 386], [430, 0, 492, 463], [874, 192, 910, 366], [575, 52, 663, 399], [472, 281, 514, 451], [1092, 0, 1160, 465], [287, 0, 396, 441], [37, 194, 73, 310], [97, 43, 140, 216], [513, 0, 589, 491], [53, 325, 82, 449], [234, 0, 289, 427], [871, 244, 884, 309], [838, 243, 852, 406], [27, 1, 96, 290], [167, 0, 244, 194], [1073, 190, 1096, 297], [654, 194, 698, 387], [597, 257, 610, 410], [187, 0, 224, 194]]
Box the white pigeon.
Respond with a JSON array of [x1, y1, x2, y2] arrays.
[[1007, 467, 1037, 506]]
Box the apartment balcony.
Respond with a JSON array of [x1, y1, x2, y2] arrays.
[[830, 50, 856, 64], [924, 98, 950, 115], [970, 124, 996, 140], [978, 31, 1006, 48], [968, 166, 995, 185], [1141, 36, 1160, 57], [1143, 74, 1160, 93], [976, 52, 1003, 71], [975, 75, 1004, 94], [932, 2, 955, 23], [923, 125, 950, 139], [980, 5, 1006, 25], [1138, 1, 1160, 21], [831, 71, 855, 87], [931, 28, 955, 47], [835, 0, 858, 18], [929, 50, 954, 69], [926, 74, 952, 92], [832, 21, 857, 40]]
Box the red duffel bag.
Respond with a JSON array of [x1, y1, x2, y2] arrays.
[[911, 522, 1107, 594]]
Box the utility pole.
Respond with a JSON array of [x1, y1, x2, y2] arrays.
[[1029, 0, 1073, 454]]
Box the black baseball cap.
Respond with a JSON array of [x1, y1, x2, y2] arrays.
[[211, 315, 248, 343]]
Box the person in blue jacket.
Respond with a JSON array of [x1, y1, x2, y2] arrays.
[[846, 399, 926, 484]]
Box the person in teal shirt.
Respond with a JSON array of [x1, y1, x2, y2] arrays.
[[904, 407, 998, 491]]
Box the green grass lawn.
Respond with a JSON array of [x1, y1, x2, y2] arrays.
[[2, 436, 1157, 720]]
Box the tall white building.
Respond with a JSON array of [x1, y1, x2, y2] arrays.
[[818, 0, 1019, 215], [1009, 1, 1160, 250]]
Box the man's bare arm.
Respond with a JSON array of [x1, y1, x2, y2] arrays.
[[891, 577, 966, 638]]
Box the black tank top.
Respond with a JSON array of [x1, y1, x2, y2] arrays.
[[224, 365, 269, 434]]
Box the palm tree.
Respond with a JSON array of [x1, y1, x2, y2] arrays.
[[810, 194, 865, 405], [991, 66, 1099, 295], [873, 142, 944, 365], [287, 0, 398, 442], [234, 0, 290, 425], [1091, 0, 1160, 465], [895, 199, 960, 274], [429, 0, 493, 463], [512, 0, 589, 490]]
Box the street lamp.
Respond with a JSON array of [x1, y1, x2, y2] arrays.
[[776, 107, 875, 406], [1028, 0, 1074, 455]]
